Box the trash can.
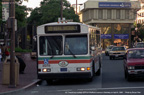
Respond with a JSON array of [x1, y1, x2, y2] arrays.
[[2, 56, 19, 85]]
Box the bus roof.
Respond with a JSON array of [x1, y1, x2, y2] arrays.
[[37, 22, 100, 34]]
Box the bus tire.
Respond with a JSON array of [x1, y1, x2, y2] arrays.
[[96, 57, 101, 76], [87, 77, 93, 82], [96, 68, 101, 76], [46, 79, 53, 85]]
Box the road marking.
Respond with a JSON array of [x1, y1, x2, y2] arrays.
[[78, 86, 144, 91], [57, 89, 72, 92], [31, 91, 39, 94]]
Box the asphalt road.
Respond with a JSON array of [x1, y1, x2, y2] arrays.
[[9, 54, 144, 95]]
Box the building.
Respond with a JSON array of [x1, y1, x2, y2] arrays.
[[79, 0, 140, 49], [137, 0, 144, 24]]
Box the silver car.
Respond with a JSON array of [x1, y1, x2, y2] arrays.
[[105, 45, 114, 56]]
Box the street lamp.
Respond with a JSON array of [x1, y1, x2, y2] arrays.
[[76, 0, 77, 14], [8, 0, 16, 88], [61, 0, 63, 20]]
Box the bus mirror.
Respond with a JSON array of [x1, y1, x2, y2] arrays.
[[91, 46, 95, 51], [33, 36, 36, 41]]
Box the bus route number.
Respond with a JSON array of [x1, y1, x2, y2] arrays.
[[43, 64, 50, 67]]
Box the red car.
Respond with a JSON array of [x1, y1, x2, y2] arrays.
[[124, 48, 144, 81]]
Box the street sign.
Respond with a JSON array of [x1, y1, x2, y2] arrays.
[[99, 2, 131, 8], [101, 34, 112, 39], [2, 1, 9, 21], [114, 34, 129, 39]]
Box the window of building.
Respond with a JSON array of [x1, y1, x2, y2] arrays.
[[125, 10, 129, 19], [98, 10, 103, 19], [116, 10, 120, 19], [107, 10, 111, 19]]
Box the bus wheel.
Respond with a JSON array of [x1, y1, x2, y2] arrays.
[[87, 77, 93, 82], [96, 58, 101, 76], [46, 79, 53, 85], [96, 68, 101, 76]]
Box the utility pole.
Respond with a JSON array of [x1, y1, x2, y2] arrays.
[[9, 0, 16, 87], [61, 0, 63, 20], [76, 0, 77, 14]]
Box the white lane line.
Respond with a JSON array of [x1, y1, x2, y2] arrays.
[[78, 86, 144, 91], [57, 89, 72, 92]]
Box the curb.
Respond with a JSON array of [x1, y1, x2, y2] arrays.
[[0, 79, 41, 95]]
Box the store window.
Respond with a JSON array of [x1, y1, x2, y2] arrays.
[[114, 24, 129, 34]]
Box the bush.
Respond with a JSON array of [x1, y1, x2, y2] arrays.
[[15, 47, 32, 52]]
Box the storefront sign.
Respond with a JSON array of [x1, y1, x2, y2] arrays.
[[99, 2, 131, 8], [114, 34, 129, 39], [101, 34, 112, 39]]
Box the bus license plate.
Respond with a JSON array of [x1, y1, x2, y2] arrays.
[[60, 68, 67, 72]]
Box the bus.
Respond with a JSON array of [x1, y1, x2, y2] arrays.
[[37, 22, 102, 83]]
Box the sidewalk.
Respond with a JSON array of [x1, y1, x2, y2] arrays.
[[0, 53, 39, 94]]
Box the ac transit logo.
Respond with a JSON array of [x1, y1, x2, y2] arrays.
[[44, 59, 49, 64], [59, 61, 68, 67]]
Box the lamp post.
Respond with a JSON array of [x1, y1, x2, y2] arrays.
[[76, 0, 77, 14], [61, 0, 63, 20], [9, 0, 16, 88]]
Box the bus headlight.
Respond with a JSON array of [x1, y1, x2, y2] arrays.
[[77, 67, 85, 71], [42, 68, 51, 72]]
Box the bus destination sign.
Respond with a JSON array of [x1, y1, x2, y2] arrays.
[[45, 25, 80, 33]]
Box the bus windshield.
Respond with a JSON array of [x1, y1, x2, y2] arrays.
[[39, 36, 63, 56], [64, 35, 88, 55]]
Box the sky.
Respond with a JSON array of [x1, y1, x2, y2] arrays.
[[22, 0, 88, 9]]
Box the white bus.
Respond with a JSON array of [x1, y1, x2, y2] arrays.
[[37, 22, 102, 83]]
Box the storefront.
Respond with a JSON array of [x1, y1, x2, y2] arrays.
[[80, 0, 140, 49]]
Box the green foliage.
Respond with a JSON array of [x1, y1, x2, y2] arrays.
[[15, 47, 32, 52], [0, 0, 28, 28], [15, 4, 27, 27], [27, 0, 80, 26]]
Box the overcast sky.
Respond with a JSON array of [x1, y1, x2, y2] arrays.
[[22, 0, 88, 9]]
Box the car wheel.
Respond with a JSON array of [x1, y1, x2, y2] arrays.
[[113, 57, 115, 60], [125, 71, 132, 81], [110, 56, 112, 60]]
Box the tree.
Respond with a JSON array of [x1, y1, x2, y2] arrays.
[[27, 0, 80, 26], [0, 0, 28, 28]]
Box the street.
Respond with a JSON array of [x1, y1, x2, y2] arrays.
[[10, 54, 144, 95]]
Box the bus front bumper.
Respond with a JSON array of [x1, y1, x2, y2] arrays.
[[38, 72, 92, 80]]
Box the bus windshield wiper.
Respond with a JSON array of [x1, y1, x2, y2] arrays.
[[65, 45, 77, 58], [50, 54, 55, 59], [68, 48, 77, 58]]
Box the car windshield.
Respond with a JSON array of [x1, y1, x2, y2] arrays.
[[112, 47, 125, 51], [64, 35, 88, 55], [108, 46, 113, 49], [135, 43, 144, 48], [128, 50, 144, 59]]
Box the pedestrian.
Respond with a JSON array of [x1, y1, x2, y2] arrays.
[[16, 56, 26, 74]]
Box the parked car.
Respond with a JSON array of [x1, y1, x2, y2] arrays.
[[105, 45, 114, 56], [134, 42, 144, 48], [124, 48, 144, 81], [109, 46, 126, 60]]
